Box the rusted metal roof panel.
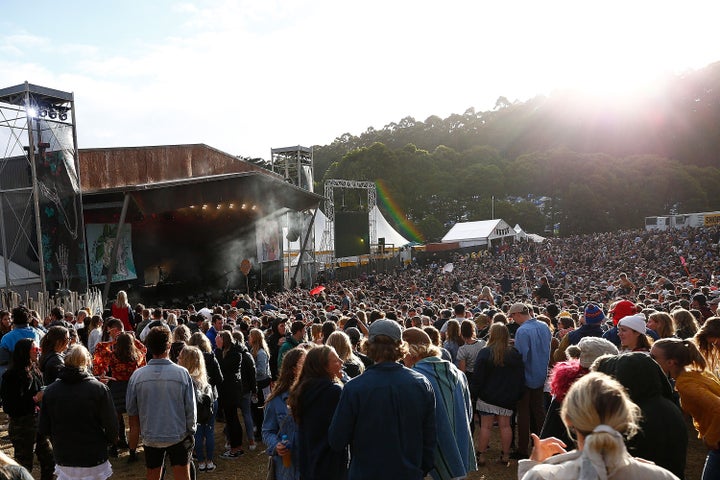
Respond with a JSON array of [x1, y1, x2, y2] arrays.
[[79, 144, 279, 193]]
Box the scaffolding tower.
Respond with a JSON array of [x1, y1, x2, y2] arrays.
[[270, 145, 316, 288], [0, 82, 87, 293], [320, 179, 377, 267]]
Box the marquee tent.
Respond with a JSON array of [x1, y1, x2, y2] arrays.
[[0, 256, 41, 288], [441, 219, 516, 248]]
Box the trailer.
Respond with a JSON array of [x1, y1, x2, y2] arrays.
[[645, 211, 720, 231]]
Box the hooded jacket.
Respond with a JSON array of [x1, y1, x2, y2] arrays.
[[38, 367, 118, 467], [594, 353, 687, 479]]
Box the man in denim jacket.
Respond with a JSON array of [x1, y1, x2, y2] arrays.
[[127, 326, 196, 480]]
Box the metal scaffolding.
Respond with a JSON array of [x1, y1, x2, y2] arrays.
[[321, 179, 377, 266], [0, 82, 87, 293]]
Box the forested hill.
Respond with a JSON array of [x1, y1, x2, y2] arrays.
[[310, 61, 720, 241]]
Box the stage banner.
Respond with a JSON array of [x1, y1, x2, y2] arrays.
[[33, 121, 88, 292], [86, 223, 138, 284], [256, 217, 281, 263]]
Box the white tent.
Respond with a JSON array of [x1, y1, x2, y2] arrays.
[[441, 219, 515, 248], [0, 256, 41, 288], [284, 206, 411, 258]]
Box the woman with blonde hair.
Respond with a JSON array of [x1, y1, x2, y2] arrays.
[[39, 344, 117, 479], [694, 317, 720, 374], [520, 372, 678, 479], [651, 338, 720, 480], [672, 308, 699, 340], [111, 290, 133, 332], [647, 312, 675, 339], [326, 331, 364, 380], [178, 345, 217, 472]]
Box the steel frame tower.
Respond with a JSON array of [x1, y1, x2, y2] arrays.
[[321, 179, 376, 266], [0, 82, 87, 293]]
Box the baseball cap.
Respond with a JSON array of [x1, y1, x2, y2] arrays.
[[368, 319, 402, 342]]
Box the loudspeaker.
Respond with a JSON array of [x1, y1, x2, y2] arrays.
[[334, 212, 370, 257]]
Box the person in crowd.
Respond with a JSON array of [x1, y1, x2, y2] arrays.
[[593, 351, 687, 479], [510, 302, 552, 459], [692, 294, 715, 323], [602, 300, 637, 347], [277, 321, 306, 370], [1, 337, 55, 480], [650, 338, 720, 480], [249, 328, 272, 443], [178, 345, 217, 472], [127, 327, 196, 480], [425, 325, 453, 362], [442, 319, 463, 365], [92, 320, 147, 457], [554, 303, 604, 362], [541, 337, 618, 450], [329, 319, 436, 480], [470, 323, 525, 466], [232, 330, 258, 452], [647, 311, 676, 339], [694, 316, 720, 374], [87, 315, 104, 354], [0, 310, 11, 341], [0, 307, 42, 375], [326, 330, 364, 380], [39, 344, 117, 479], [345, 327, 373, 368], [262, 347, 308, 480], [617, 314, 654, 352], [519, 372, 679, 479], [402, 327, 476, 480], [111, 290, 134, 332], [457, 319, 486, 377], [287, 345, 348, 480], [672, 308, 699, 340], [169, 324, 191, 363], [266, 318, 287, 380], [186, 332, 223, 464], [38, 325, 69, 385], [214, 330, 245, 458]]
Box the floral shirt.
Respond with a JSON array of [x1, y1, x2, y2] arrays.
[[92, 339, 147, 381]]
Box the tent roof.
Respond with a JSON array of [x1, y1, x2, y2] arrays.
[[0, 256, 40, 288], [372, 206, 411, 247], [441, 219, 514, 243]]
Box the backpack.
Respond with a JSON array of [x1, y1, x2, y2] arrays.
[[195, 383, 215, 424]]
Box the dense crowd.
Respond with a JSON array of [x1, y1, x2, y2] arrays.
[[1, 225, 720, 480]]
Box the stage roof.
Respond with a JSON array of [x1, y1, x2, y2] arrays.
[[80, 144, 323, 216]]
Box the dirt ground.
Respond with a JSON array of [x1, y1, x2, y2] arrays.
[[0, 413, 707, 479]]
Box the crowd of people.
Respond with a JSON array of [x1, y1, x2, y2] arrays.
[[0, 225, 719, 480]]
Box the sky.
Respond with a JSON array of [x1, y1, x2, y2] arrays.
[[1, 0, 718, 160]]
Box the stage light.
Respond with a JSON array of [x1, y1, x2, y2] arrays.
[[202, 204, 207, 210], [241, 204, 247, 209], [39, 109, 48, 118], [59, 112, 68, 121], [251, 205, 257, 210], [216, 204, 221, 209], [26, 107, 38, 117], [229, 203, 235, 209], [48, 109, 57, 119], [190, 205, 195, 209]]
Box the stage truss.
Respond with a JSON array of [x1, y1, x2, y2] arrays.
[[320, 179, 376, 267]]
